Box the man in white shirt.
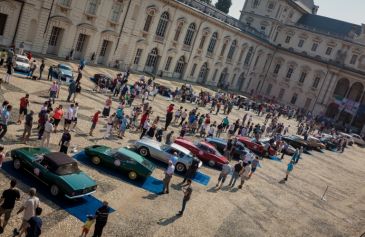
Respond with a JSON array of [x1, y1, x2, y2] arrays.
[[63, 104, 74, 131], [41, 118, 54, 147], [216, 163, 232, 190], [71, 102, 79, 132], [14, 188, 39, 237], [161, 161, 175, 194]]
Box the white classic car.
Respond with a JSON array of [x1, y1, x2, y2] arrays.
[[14, 54, 30, 73]]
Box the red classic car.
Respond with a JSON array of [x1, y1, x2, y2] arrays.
[[174, 138, 229, 167], [236, 136, 276, 157]]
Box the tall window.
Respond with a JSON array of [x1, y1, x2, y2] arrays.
[[286, 67, 294, 79], [183, 23, 196, 46], [86, 0, 98, 15], [244, 47, 253, 65], [146, 48, 159, 67], [325, 47, 332, 55], [238, 48, 245, 63], [273, 63, 281, 74], [207, 32, 218, 54], [143, 15, 153, 32], [266, 84, 272, 95], [290, 93, 298, 104], [350, 54, 358, 65], [165, 56, 172, 71], [311, 43, 318, 52], [312, 77, 320, 88], [299, 72, 307, 83], [285, 36, 291, 44], [0, 13, 7, 36], [75, 34, 87, 52], [156, 12, 169, 38], [174, 56, 185, 74], [99, 40, 109, 56], [220, 42, 227, 57], [278, 88, 285, 100], [199, 35, 207, 49], [48, 27, 61, 46], [298, 39, 304, 48], [198, 63, 208, 80], [212, 69, 218, 81], [253, 0, 260, 8], [190, 63, 197, 76], [133, 49, 143, 65], [110, 3, 123, 22], [173, 23, 183, 42], [227, 40, 237, 60]]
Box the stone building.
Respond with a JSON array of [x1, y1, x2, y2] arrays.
[[0, 0, 364, 132]]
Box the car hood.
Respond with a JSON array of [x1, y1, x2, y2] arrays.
[[86, 145, 110, 154], [59, 172, 96, 191], [59, 69, 73, 77], [15, 62, 30, 68]]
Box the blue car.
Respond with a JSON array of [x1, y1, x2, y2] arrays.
[[53, 64, 74, 83], [204, 137, 251, 160]]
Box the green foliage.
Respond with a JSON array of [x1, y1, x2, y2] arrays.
[[214, 0, 232, 14]]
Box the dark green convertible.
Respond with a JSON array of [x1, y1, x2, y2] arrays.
[[84, 145, 155, 180], [11, 147, 97, 199]]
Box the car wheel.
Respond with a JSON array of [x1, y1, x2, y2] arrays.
[[91, 156, 101, 165], [138, 147, 149, 157], [175, 163, 186, 173], [50, 184, 60, 196], [208, 160, 215, 167], [13, 159, 21, 170], [128, 171, 138, 180]]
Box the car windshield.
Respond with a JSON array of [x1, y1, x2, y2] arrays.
[[55, 163, 80, 175], [106, 149, 119, 156], [16, 58, 28, 63], [59, 65, 71, 71]]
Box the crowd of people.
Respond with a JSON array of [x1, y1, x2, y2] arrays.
[[0, 44, 359, 236]]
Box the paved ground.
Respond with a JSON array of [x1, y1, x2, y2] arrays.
[[0, 58, 364, 237]]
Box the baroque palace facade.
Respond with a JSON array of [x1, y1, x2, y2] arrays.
[[1, 0, 365, 131]]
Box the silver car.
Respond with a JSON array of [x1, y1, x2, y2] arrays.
[[134, 138, 202, 173]]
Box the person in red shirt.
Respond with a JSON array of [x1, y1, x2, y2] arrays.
[[17, 94, 29, 124], [89, 111, 101, 136], [139, 111, 149, 130], [165, 104, 174, 131], [52, 105, 64, 133]]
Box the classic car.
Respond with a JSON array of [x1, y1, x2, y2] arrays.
[[174, 138, 229, 167], [84, 145, 155, 180], [53, 64, 74, 83], [350, 133, 365, 147], [11, 147, 97, 199], [282, 135, 311, 149], [292, 135, 325, 151], [14, 54, 30, 73], [204, 137, 252, 160], [319, 136, 339, 151], [236, 136, 276, 157], [259, 137, 296, 156], [134, 137, 202, 173]]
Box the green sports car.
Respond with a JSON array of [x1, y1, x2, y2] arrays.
[[84, 145, 155, 180], [10, 147, 97, 199]]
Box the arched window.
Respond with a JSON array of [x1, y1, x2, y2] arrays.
[[183, 23, 196, 46], [198, 62, 209, 81], [143, 15, 153, 32], [86, 0, 99, 15], [156, 12, 169, 38], [273, 63, 281, 74], [110, 3, 123, 22], [312, 77, 320, 88], [207, 32, 218, 54], [145, 48, 159, 67], [174, 56, 185, 74], [227, 40, 237, 60], [220, 42, 227, 57], [244, 47, 253, 65], [174, 22, 183, 42]]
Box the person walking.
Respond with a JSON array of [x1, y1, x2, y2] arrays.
[[161, 160, 175, 194], [63, 104, 74, 131], [177, 180, 192, 216], [248, 156, 260, 179], [17, 94, 29, 124], [228, 161, 243, 188], [47, 65, 54, 81], [80, 215, 95, 237], [0, 179, 21, 234], [165, 104, 174, 131], [102, 97, 112, 117], [238, 163, 251, 189], [71, 102, 79, 132], [59, 129, 71, 154], [4, 61, 13, 83], [104, 113, 116, 139], [67, 80, 77, 102], [181, 157, 200, 185], [21, 111, 33, 144], [25, 207, 42, 237], [215, 163, 232, 190], [13, 188, 39, 237], [41, 118, 53, 147], [52, 105, 64, 133], [284, 160, 294, 181], [38, 59, 45, 80], [89, 111, 101, 136], [49, 81, 59, 104], [27, 60, 37, 79], [92, 201, 110, 237]]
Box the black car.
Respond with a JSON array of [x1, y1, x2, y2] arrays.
[[282, 135, 311, 150], [204, 137, 251, 160]]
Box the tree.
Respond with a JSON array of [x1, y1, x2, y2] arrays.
[[199, 0, 212, 4], [215, 0, 232, 14]]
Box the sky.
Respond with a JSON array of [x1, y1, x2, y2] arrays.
[[211, 0, 365, 25]]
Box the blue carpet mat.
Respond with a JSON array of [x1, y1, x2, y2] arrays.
[[190, 172, 210, 186], [1, 161, 114, 222], [73, 151, 164, 194], [269, 156, 282, 162], [14, 71, 29, 77]]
